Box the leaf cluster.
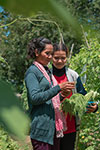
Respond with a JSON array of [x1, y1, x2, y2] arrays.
[[70, 35, 100, 93], [61, 90, 99, 119], [0, 126, 30, 150]]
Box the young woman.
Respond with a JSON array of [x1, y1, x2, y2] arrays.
[[52, 42, 98, 150], [25, 37, 75, 150]]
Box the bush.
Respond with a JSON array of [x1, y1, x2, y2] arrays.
[[70, 36, 100, 149]]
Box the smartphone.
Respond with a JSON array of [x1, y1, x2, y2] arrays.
[[87, 101, 94, 106]]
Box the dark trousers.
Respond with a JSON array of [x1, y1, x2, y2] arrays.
[[31, 132, 60, 150], [60, 132, 76, 150]]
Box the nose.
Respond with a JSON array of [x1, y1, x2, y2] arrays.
[[58, 59, 62, 62], [48, 54, 52, 59]]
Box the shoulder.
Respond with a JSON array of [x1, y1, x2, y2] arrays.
[[25, 64, 41, 77], [66, 67, 79, 78]]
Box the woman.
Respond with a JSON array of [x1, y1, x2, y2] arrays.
[[25, 37, 75, 150], [52, 42, 98, 150]]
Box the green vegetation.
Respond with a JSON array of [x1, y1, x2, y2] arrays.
[[70, 35, 100, 149], [0, 0, 100, 149], [0, 126, 31, 150], [61, 91, 99, 118]]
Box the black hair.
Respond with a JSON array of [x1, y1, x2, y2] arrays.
[[53, 41, 69, 57], [27, 37, 52, 59]]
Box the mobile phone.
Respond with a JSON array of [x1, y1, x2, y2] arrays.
[[87, 101, 94, 106]]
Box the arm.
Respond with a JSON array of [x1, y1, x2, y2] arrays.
[[25, 72, 61, 105], [76, 77, 87, 95]]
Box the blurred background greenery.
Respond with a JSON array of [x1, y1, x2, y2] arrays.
[[0, 0, 100, 149]]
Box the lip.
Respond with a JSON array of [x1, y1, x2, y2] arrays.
[[57, 64, 63, 66], [56, 64, 64, 67]]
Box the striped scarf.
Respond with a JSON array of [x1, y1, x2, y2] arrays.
[[33, 61, 67, 138]]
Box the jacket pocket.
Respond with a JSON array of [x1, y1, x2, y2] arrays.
[[31, 115, 50, 137]]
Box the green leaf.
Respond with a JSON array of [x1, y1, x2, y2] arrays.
[[0, 80, 30, 139], [0, 56, 7, 64], [61, 91, 98, 119]]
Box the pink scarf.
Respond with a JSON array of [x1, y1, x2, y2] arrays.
[[33, 61, 67, 138]]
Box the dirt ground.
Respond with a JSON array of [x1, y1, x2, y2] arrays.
[[16, 136, 32, 150]]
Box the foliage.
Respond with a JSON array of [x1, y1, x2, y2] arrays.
[[70, 35, 100, 93], [2, 0, 100, 33], [20, 82, 29, 112], [0, 8, 10, 38], [61, 91, 99, 119], [0, 80, 30, 139], [0, 79, 30, 150], [0, 0, 81, 38], [58, 0, 100, 32], [0, 126, 19, 150], [0, 126, 30, 150], [70, 35, 100, 149], [0, 55, 9, 81], [0, 1, 100, 149], [78, 111, 100, 150]]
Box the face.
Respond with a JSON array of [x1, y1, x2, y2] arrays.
[[35, 44, 53, 66], [52, 50, 67, 69]]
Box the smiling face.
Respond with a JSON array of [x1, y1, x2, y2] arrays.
[[52, 50, 67, 69], [35, 44, 53, 66]]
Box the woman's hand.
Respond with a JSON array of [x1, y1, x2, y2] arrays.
[[86, 103, 98, 113], [61, 90, 72, 97], [59, 81, 75, 92]]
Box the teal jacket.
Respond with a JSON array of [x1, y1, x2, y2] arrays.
[[25, 64, 61, 145]]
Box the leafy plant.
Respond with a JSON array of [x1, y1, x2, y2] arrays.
[[61, 91, 99, 119], [0, 126, 31, 150], [70, 35, 100, 150], [0, 80, 30, 139], [70, 35, 100, 93]]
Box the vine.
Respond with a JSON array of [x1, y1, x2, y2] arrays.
[[0, 16, 63, 41]]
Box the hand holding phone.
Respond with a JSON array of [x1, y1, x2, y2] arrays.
[[86, 101, 97, 113]]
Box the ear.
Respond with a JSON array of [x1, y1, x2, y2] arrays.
[[34, 49, 39, 57]]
